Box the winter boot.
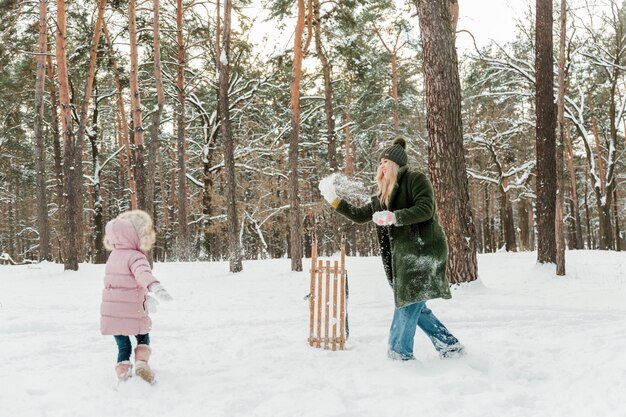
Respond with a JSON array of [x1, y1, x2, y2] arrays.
[[439, 343, 466, 359], [115, 361, 133, 381], [134, 345, 155, 384]]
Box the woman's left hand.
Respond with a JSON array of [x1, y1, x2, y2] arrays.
[[373, 210, 396, 226]]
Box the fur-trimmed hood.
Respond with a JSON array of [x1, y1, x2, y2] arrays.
[[104, 210, 155, 252]]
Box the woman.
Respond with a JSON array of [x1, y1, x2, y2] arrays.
[[319, 138, 464, 360]]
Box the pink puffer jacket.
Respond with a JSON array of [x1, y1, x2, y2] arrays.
[[100, 218, 159, 336]]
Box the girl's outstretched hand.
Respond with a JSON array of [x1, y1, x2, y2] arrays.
[[150, 283, 173, 302]]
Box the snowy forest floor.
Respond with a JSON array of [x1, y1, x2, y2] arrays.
[[1, 250, 625, 417]]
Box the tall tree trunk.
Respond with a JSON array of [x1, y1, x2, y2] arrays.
[[555, 0, 566, 275], [89, 92, 105, 263], [76, 0, 106, 263], [314, 0, 337, 170], [34, 0, 50, 261], [103, 22, 137, 209], [391, 51, 399, 135], [344, 85, 354, 176], [565, 127, 584, 248], [313, 0, 340, 250], [47, 55, 63, 260], [581, 97, 615, 250], [518, 199, 531, 251], [129, 0, 146, 210], [613, 187, 622, 251], [56, 0, 82, 270], [374, 27, 401, 136], [202, 0, 221, 260], [146, 0, 164, 225], [289, 0, 306, 272], [414, 0, 478, 283], [488, 146, 516, 251], [499, 180, 517, 252], [219, 0, 242, 272], [157, 149, 171, 260], [343, 85, 356, 255], [176, 0, 190, 260], [584, 165, 592, 248], [46, 56, 64, 223], [535, 0, 557, 264]]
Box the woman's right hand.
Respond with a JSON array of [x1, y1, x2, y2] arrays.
[[318, 175, 338, 205]]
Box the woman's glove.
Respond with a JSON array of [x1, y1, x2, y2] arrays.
[[149, 283, 173, 302], [318, 174, 339, 205], [372, 210, 396, 226]]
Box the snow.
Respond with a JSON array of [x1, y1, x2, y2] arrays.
[[319, 173, 371, 206], [1, 251, 625, 417], [220, 50, 228, 66]]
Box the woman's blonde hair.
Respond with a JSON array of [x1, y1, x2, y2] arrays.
[[376, 159, 399, 208]]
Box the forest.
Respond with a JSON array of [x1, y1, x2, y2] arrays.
[[0, 0, 623, 277]]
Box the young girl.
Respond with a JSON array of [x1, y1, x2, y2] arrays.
[[100, 210, 172, 384]]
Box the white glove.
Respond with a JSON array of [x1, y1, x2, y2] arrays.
[[373, 210, 396, 226], [146, 295, 158, 313], [150, 283, 173, 302], [318, 174, 338, 204]]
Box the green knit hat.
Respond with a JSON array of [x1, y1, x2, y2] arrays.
[[380, 138, 408, 167]]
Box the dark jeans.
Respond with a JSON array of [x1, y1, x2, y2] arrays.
[[114, 333, 150, 363]]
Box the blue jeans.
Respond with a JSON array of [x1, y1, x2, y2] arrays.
[[114, 334, 150, 363], [388, 302, 460, 360]]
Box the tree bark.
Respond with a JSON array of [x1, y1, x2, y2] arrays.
[[56, 0, 82, 270], [219, 0, 243, 272], [613, 187, 622, 251], [34, 0, 50, 261], [374, 27, 401, 136], [584, 165, 592, 248], [146, 0, 165, 225], [129, 0, 146, 210], [314, 0, 337, 171], [175, 0, 190, 260], [565, 128, 584, 248], [535, 0, 557, 264], [46, 56, 64, 249], [579, 97, 614, 250], [103, 22, 137, 209], [499, 179, 517, 252], [518, 199, 531, 251], [89, 91, 105, 263], [289, 0, 306, 272], [449, 0, 459, 31], [414, 0, 478, 283], [555, 0, 566, 275]]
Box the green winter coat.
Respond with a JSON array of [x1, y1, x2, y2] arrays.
[[335, 166, 451, 307]]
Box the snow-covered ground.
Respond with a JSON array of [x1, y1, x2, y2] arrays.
[[1, 251, 625, 417]]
